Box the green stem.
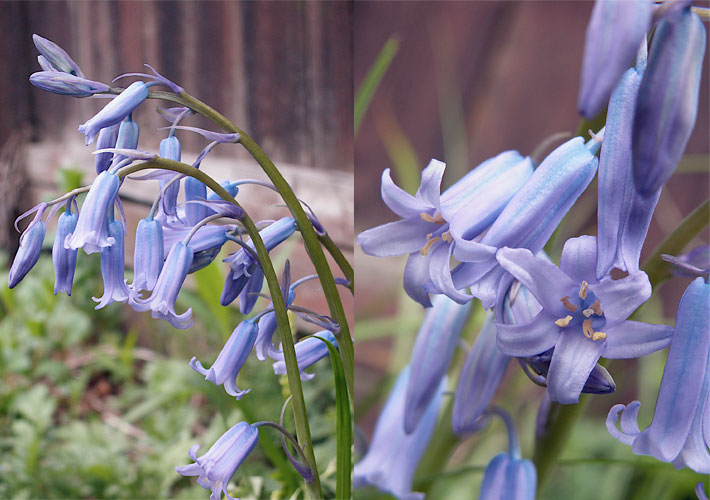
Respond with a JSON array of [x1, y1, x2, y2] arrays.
[[160, 90, 355, 398], [319, 233, 354, 293], [117, 159, 323, 499]]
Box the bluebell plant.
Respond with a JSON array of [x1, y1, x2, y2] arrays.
[[10, 33, 353, 500], [357, 1, 708, 498]]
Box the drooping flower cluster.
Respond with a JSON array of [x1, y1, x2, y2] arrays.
[[11, 34, 348, 500], [357, 1, 708, 497]]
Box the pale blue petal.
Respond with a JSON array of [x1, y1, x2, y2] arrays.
[[560, 235, 598, 284], [604, 320, 673, 359], [589, 271, 651, 322], [546, 331, 605, 404], [357, 218, 435, 257], [495, 311, 560, 358], [415, 159, 445, 210], [381, 169, 428, 218]]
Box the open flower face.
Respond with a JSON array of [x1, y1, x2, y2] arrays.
[[495, 235, 673, 403]]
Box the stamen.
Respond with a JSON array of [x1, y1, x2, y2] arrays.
[[590, 299, 603, 316], [582, 308, 594, 318], [582, 319, 594, 338], [560, 296, 578, 312], [578, 281, 589, 300], [592, 331, 607, 341], [420, 234, 440, 256], [554, 315, 573, 327], [441, 231, 453, 243], [420, 212, 445, 224]]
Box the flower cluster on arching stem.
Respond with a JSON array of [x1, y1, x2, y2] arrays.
[[11, 34, 348, 500], [356, 1, 708, 498]]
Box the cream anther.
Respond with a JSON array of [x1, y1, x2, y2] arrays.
[[420, 212, 445, 224], [555, 315, 573, 327], [582, 319, 593, 338], [578, 281, 589, 300], [592, 331, 607, 341], [420, 234, 440, 256], [441, 231, 453, 243], [582, 308, 594, 318]]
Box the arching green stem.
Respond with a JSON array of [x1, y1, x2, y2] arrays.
[[117, 158, 323, 499]]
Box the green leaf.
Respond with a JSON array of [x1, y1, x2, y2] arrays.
[[312, 335, 352, 500], [355, 37, 399, 136], [642, 198, 710, 288]]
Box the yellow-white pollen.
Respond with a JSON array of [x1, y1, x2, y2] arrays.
[[555, 315, 573, 327], [582, 308, 594, 317], [592, 331, 607, 341], [420, 233, 440, 256], [421, 212, 445, 224], [582, 319, 594, 338], [441, 231, 453, 243], [578, 281, 589, 300], [561, 296, 578, 312]]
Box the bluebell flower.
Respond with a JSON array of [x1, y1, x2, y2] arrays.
[[157, 135, 182, 216], [272, 330, 337, 381], [477, 409, 536, 500], [494, 235, 673, 403], [452, 314, 510, 435], [132, 241, 193, 329], [221, 217, 297, 314], [65, 170, 120, 254], [29, 72, 109, 97], [185, 176, 208, 225], [207, 181, 240, 210], [8, 218, 46, 289], [93, 219, 131, 309], [596, 46, 660, 279], [32, 34, 84, 77], [577, 0, 652, 118], [131, 217, 164, 293], [405, 294, 470, 433], [632, 7, 706, 197], [94, 124, 119, 174], [358, 153, 533, 307], [355, 366, 444, 500], [176, 421, 259, 500], [78, 81, 149, 144], [452, 136, 601, 309], [606, 277, 710, 473], [110, 117, 140, 169], [163, 223, 229, 274], [190, 318, 259, 399], [52, 208, 78, 295]]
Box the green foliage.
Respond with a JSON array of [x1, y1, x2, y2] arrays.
[[0, 255, 339, 499]]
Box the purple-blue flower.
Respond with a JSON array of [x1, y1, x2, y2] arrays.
[[358, 153, 533, 307], [110, 117, 140, 169], [405, 294, 470, 433], [577, 0, 652, 119], [163, 223, 229, 274], [221, 217, 297, 314], [52, 209, 78, 295], [29, 72, 110, 97], [355, 366, 444, 500], [606, 277, 709, 473], [8, 218, 46, 289], [157, 135, 182, 217], [78, 81, 149, 145], [596, 46, 660, 279], [131, 217, 164, 293], [65, 170, 120, 254], [452, 313, 510, 435], [94, 124, 119, 174], [494, 235, 673, 403], [93, 219, 131, 309], [632, 7, 706, 197], [190, 318, 259, 399], [176, 421, 259, 500], [272, 330, 338, 381], [477, 409, 536, 500], [185, 176, 208, 225], [32, 34, 84, 77], [451, 136, 601, 309], [132, 241, 193, 329]]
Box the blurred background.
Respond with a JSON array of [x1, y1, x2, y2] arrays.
[[0, 1, 352, 499], [354, 2, 709, 500]]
